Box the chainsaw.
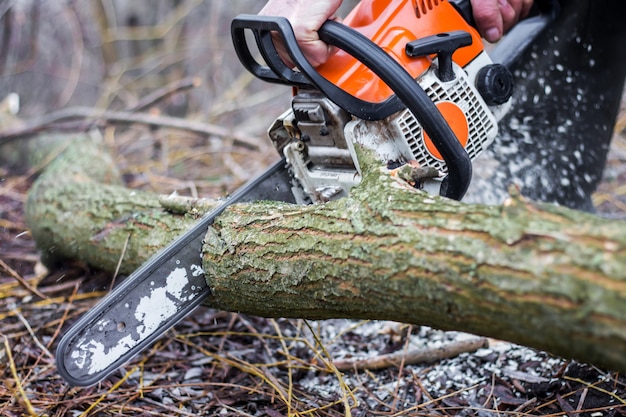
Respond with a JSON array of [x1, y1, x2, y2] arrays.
[[56, 0, 559, 386]]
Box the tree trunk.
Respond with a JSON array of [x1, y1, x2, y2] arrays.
[[24, 132, 200, 271], [25, 134, 626, 372]]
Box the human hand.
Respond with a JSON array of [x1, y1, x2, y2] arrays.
[[259, 0, 343, 68], [471, 0, 534, 42], [258, 0, 533, 68]]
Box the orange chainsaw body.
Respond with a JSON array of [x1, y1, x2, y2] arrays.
[[317, 0, 484, 103]]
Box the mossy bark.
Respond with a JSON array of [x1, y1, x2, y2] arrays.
[[202, 148, 626, 372], [24, 135, 626, 372], [25, 132, 199, 273]]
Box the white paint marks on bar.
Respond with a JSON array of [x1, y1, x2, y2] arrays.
[[71, 264, 202, 375]]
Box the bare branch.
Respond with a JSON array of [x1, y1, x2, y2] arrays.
[[0, 106, 260, 150]]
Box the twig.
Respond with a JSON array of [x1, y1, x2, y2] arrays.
[[128, 77, 201, 112], [110, 232, 132, 292], [3, 335, 38, 417], [395, 326, 413, 410], [140, 397, 199, 416], [576, 388, 588, 411], [270, 319, 294, 416], [0, 106, 260, 150], [47, 281, 80, 350], [304, 320, 356, 416], [564, 376, 626, 405], [512, 397, 538, 413], [79, 365, 139, 416], [390, 384, 480, 417], [0, 258, 48, 300], [11, 306, 54, 359], [557, 393, 577, 417], [214, 403, 256, 417], [58, 3, 83, 107], [333, 337, 489, 372]]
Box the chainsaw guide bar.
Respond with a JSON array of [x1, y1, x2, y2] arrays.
[[56, 159, 294, 386]]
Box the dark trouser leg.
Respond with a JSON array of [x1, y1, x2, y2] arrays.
[[467, 0, 626, 211]]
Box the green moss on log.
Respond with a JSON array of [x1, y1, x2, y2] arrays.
[[202, 147, 626, 372], [23, 134, 626, 373], [25, 134, 197, 273]]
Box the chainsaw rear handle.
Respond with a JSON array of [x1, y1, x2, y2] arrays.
[[231, 15, 472, 200], [230, 0, 560, 106]]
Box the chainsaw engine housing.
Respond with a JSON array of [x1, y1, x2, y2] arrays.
[[266, 0, 513, 204]]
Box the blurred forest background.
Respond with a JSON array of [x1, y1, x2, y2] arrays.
[[0, 0, 347, 197], [0, 0, 299, 198], [0, 0, 356, 179], [1, 0, 295, 116]]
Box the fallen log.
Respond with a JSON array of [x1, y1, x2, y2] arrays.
[[24, 134, 626, 372], [24, 132, 199, 271]]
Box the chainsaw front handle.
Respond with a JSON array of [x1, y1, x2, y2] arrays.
[[231, 15, 472, 200]]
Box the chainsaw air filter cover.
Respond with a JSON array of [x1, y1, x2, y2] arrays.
[[384, 59, 499, 174]]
